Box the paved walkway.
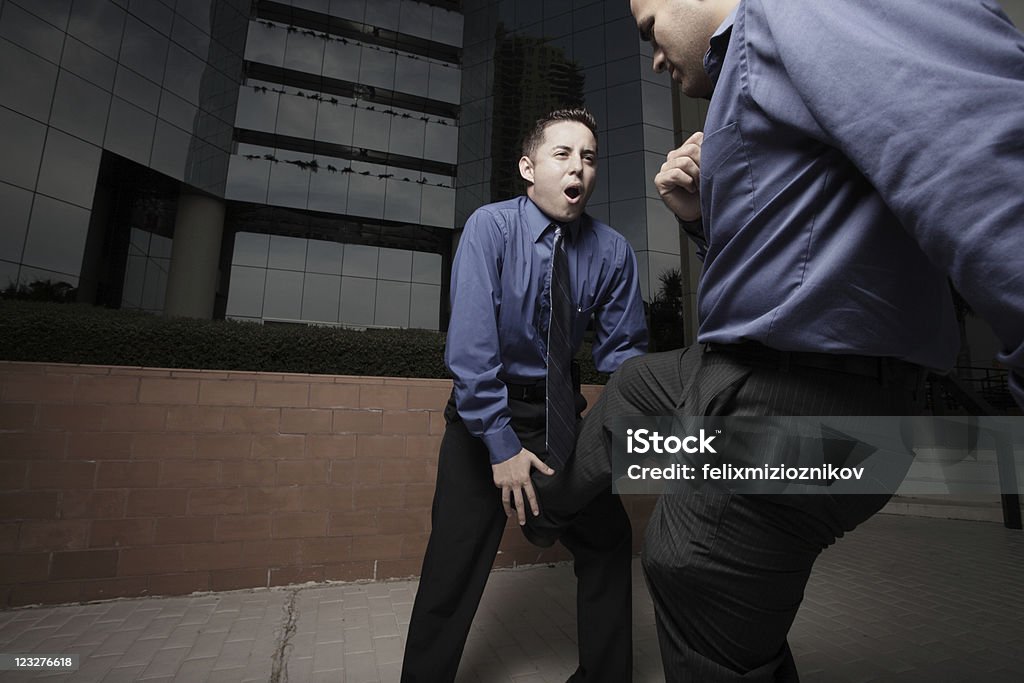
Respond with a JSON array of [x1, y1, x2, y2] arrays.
[[1, 514, 1022, 682]]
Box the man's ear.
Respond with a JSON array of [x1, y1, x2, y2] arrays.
[[518, 155, 534, 185]]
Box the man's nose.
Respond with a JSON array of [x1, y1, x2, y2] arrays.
[[652, 49, 667, 73]]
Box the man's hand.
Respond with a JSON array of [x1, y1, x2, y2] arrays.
[[654, 131, 703, 222], [492, 448, 555, 525]]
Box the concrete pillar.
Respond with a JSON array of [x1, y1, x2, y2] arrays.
[[164, 192, 225, 319]]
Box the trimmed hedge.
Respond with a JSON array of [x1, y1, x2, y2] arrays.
[[0, 301, 606, 383]]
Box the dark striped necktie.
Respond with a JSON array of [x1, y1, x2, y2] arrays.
[[546, 226, 575, 470]]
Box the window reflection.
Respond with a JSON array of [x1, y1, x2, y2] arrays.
[[0, 39, 59, 122], [378, 247, 412, 281], [120, 16, 169, 84], [268, 235, 307, 271], [0, 107, 47, 191], [340, 275, 376, 326], [266, 160, 310, 209], [233, 232, 270, 268], [305, 239, 344, 275], [163, 43, 205, 104], [284, 31, 325, 75], [343, 244, 378, 279], [276, 94, 317, 139], [50, 70, 111, 145], [114, 65, 162, 113], [358, 48, 397, 90], [225, 155, 270, 204], [0, 1, 65, 63], [411, 252, 442, 285], [105, 98, 157, 166], [245, 22, 285, 66], [36, 129, 102, 210], [364, 0, 400, 32], [21, 196, 90, 276], [61, 36, 116, 90], [0, 182, 32, 262], [374, 280, 410, 327], [302, 272, 341, 323], [226, 265, 266, 318], [263, 268, 304, 320], [235, 85, 279, 131], [68, 0, 126, 59], [322, 39, 360, 83], [383, 180, 421, 224]]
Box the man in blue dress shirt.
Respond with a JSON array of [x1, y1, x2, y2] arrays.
[[546, 1, 1024, 681], [401, 109, 648, 683]]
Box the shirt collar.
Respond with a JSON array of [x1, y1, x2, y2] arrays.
[[703, 5, 738, 91], [523, 196, 583, 243]]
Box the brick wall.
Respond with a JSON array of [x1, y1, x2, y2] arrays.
[[0, 362, 655, 608]]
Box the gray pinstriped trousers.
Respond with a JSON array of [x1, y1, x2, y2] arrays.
[[536, 345, 925, 682]]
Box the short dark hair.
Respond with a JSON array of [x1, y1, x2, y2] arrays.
[[521, 108, 599, 158]]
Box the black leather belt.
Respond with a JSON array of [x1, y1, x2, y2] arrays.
[[506, 362, 582, 403], [703, 341, 927, 383]]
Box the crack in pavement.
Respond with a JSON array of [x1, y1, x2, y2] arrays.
[[269, 589, 300, 683]]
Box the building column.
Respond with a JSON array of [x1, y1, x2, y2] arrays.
[[164, 191, 225, 319]]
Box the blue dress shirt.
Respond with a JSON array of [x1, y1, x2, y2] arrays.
[[695, 0, 1024, 408], [446, 196, 648, 464]]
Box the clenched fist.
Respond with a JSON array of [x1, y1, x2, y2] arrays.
[[654, 131, 703, 222]]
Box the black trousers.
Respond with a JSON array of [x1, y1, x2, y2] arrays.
[[401, 392, 633, 683], [560, 345, 925, 682]]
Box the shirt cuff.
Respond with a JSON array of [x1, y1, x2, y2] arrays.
[[482, 426, 523, 465]]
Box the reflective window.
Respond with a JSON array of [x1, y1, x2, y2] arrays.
[[226, 265, 266, 318], [0, 2, 65, 63], [292, 0, 329, 14], [129, 0, 173, 34], [412, 252, 442, 286], [284, 31, 325, 75], [605, 81, 642, 130], [276, 93, 317, 139], [374, 280, 410, 327], [383, 180, 421, 224], [119, 15, 169, 84], [0, 39, 59, 122], [322, 39, 360, 83], [427, 63, 460, 104], [266, 160, 310, 209], [20, 0, 72, 32], [21, 195, 90, 276], [36, 129, 101, 209], [398, 2, 433, 40], [158, 90, 199, 133], [0, 259, 20, 290], [233, 232, 270, 268], [301, 272, 341, 323], [352, 108, 391, 153], [340, 275, 376, 326], [175, 0, 214, 35], [607, 152, 645, 202], [395, 55, 429, 98], [0, 106, 47, 190], [0, 182, 32, 262], [345, 172, 385, 219], [61, 36, 116, 90], [234, 85, 278, 131], [327, 0, 365, 23], [268, 235, 307, 271], [172, 11, 211, 59], [364, 0, 400, 32], [609, 198, 648, 250], [114, 65, 162, 113], [419, 185, 455, 228], [67, 0, 126, 59], [641, 81, 673, 131], [49, 70, 111, 145], [263, 268, 304, 320], [305, 239, 344, 275], [19, 265, 79, 288], [343, 244, 378, 278], [388, 117, 425, 157], [105, 97, 157, 166], [314, 101, 354, 146], [307, 166, 349, 215], [244, 21, 285, 66], [122, 228, 171, 313], [378, 248, 412, 281], [150, 120, 192, 181], [431, 7, 463, 46], [163, 43, 205, 104], [225, 155, 270, 204], [423, 121, 457, 165], [358, 47, 396, 90]]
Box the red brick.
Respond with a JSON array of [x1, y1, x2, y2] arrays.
[[148, 572, 210, 596], [328, 511, 378, 536], [131, 433, 195, 459], [74, 376, 140, 404], [270, 565, 324, 586], [381, 410, 430, 435], [0, 522, 18, 552], [0, 491, 58, 518], [198, 379, 255, 406], [0, 433, 66, 460], [0, 553, 49, 583], [377, 559, 424, 579], [307, 434, 357, 459], [332, 409, 382, 434], [155, 517, 216, 545], [309, 383, 360, 408], [119, 545, 185, 576], [51, 549, 118, 579], [125, 489, 187, 517], [0, 403, 35, 430], [165, 406, 225, 432], [67, 432, 132, 460], [353, 484, 404, 509], [194, 435, 251, 460], [303, 485, 352, 511], [9, 581, 82, 607], [277, 460, 329, 485], [404, 483, 436, 508], [322, 561, 374, 582], [280, 409, 333, 434], [182, 542, 244, 571], [252, 434, 305, 460], [2, 374, 75, 403], [429, 411, 446, 435], [254, 382, 309, 408], [242, 538, 301, 566], [406, 435, 443, 459], [101, 405, 166, 432], [377, 509, 429, 535], [79, 576, 149, 602], [359, 385, 407, 410], [380, 458, 430, 484], [188, 488, 247, 516], [61, 490, 127, 519], [96, 461, 160, 488], [272, 512, 327, 539], [159, 460, 222, 487], [223, 407, 280, 434], [300, 537, 352, 565], [407, 384, 451, 410], [356, 435, 405, 459], [90, 518, 155, 548], [210, 568, 267, 592], [18, 520, 90, 551], [247, 487, 307, 514], [220, 461, 276, 486], [0, 461, 27, 489], [350, 534, 403, 560], [329, 459, 356, 484], [216, 515, 272, 541], [138, 378, 199, 405], [27, 460, 96, 489]]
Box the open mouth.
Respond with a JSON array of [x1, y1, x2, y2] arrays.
[[564, 186, 582, 201]]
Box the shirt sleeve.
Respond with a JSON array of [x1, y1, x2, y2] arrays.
[[756, 0, 1024, 409], [444, 209, 522, 464], [590, 239, 650, 373]]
